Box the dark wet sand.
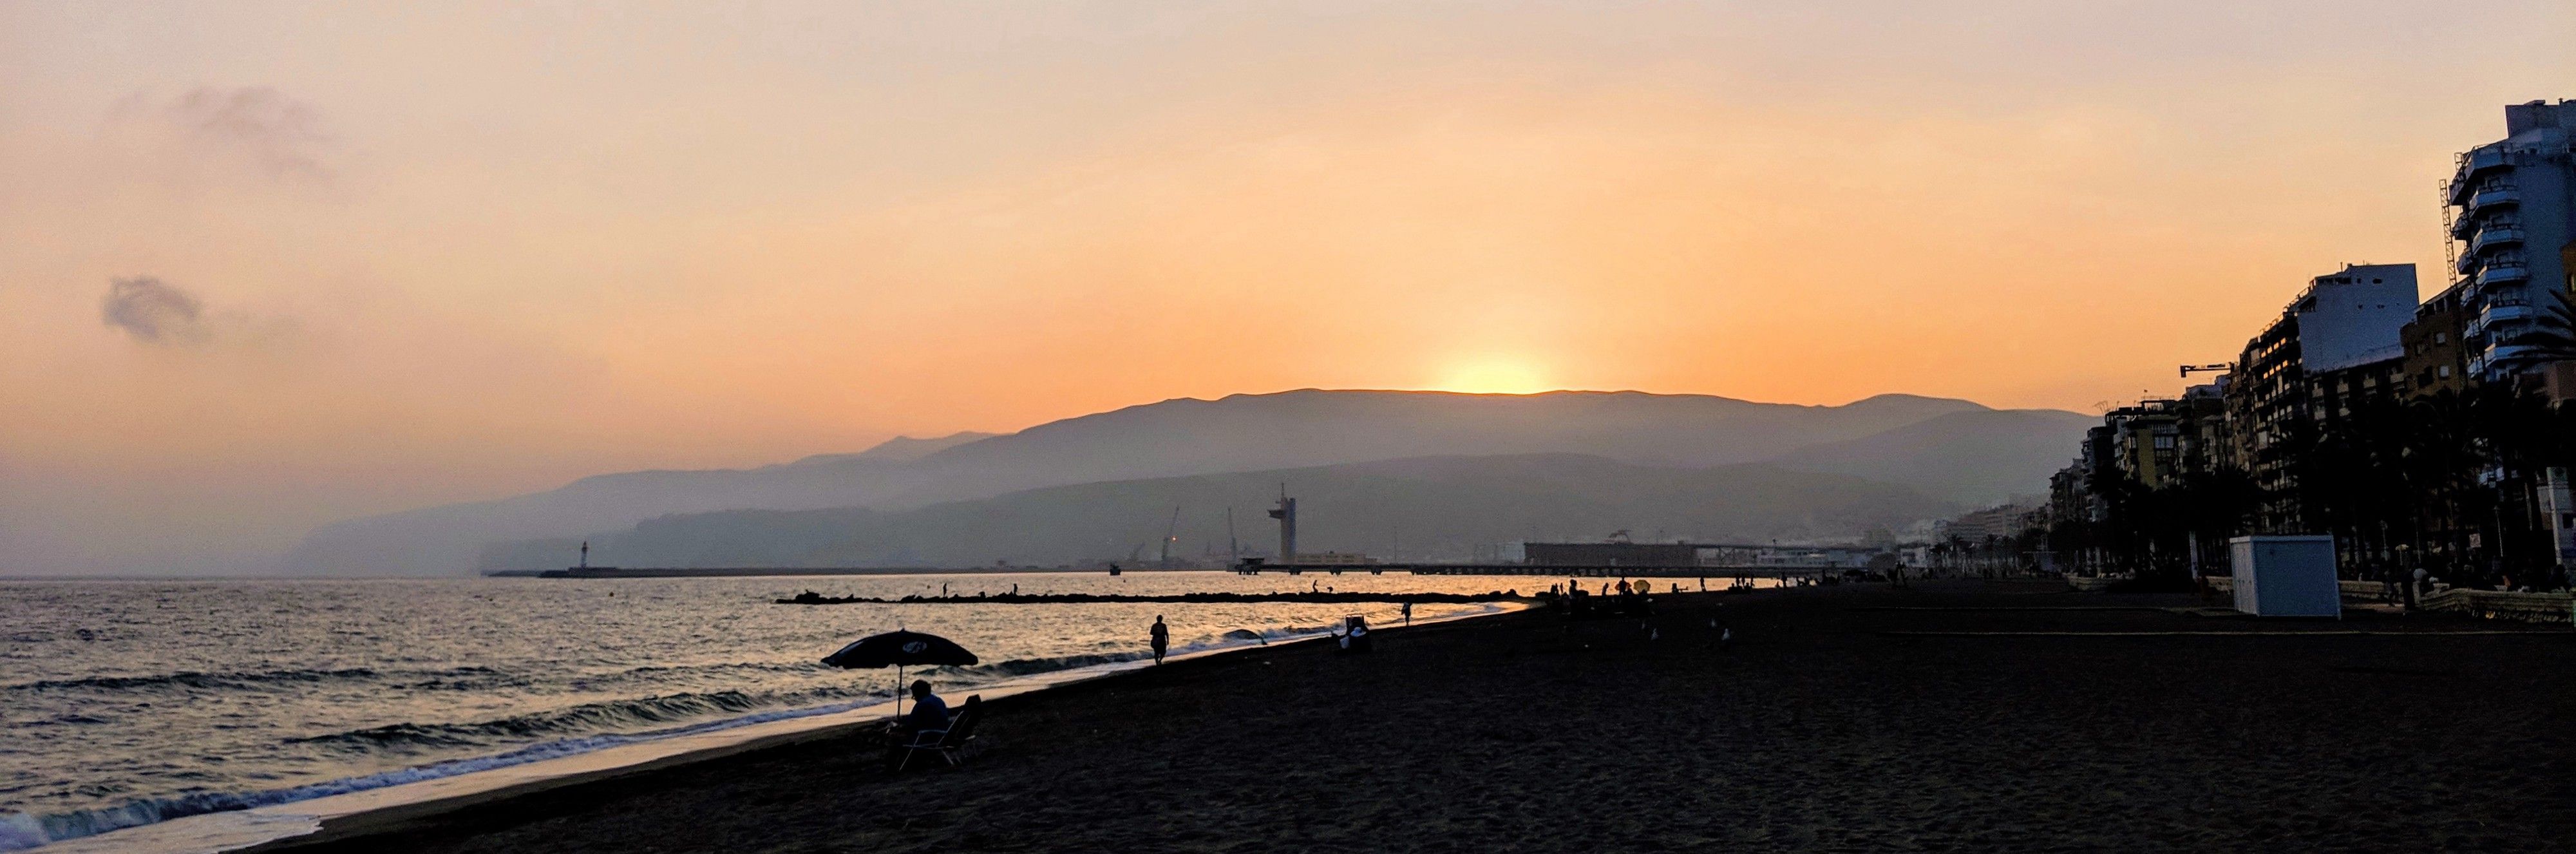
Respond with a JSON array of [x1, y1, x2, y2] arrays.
[[252, 580, 2576, 853]]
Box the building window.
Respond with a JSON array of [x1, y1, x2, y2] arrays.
[[2436, 332, 2449, 344], [2439, 365, 2453, 379]]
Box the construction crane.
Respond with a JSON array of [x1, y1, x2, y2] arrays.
[[1159, 506, 1180, 570], [2179, 363, 2230, 379]]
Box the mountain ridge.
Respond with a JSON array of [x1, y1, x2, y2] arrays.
[[285, 388, 2082, 576], [475, 453, 1961, 571]]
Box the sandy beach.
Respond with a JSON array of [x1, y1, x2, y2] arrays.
[[245, 580, 2576, 853]]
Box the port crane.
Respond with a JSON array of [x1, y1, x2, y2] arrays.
[[2179, 363, 2230, 379]]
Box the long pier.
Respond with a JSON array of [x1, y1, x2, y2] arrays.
[[529, 565, 1184, 579], [524, 564, 1833, 580], [775, 591, 1524, 606]]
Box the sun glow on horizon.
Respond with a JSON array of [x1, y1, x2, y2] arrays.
[[1437, 358, 1555, 395]]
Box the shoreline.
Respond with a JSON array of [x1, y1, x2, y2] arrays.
[[229, 580, 2576, 853], [31, 602, 1521, 854]]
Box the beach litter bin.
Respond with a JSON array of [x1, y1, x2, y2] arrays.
[[2228, 535, 2340, 618]]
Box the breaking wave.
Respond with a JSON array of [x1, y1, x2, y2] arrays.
[[287, 687, 873, 753]]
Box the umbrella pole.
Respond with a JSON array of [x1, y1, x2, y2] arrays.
[[896, 663, 904, 720]]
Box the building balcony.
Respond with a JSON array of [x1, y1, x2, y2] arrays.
[[2467, 301, 2535, 339], [2485, 342, 2544, 370], [2448, 149, 2512, 203], [2477, 264, 2531, 288], [2449, 205, 2514, 240], [2468, 226, 2525, 258], [2469, 146, 2510, 173], [2468, 187, 2523, 215]]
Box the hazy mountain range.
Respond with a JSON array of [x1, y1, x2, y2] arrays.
[[475, 454, 1953, 571], [285, 389, 2093, 575]]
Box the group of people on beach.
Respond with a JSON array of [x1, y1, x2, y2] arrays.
[[1544, 578, 1656, 619]]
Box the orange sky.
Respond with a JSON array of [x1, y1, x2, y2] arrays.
[[3, 1, 2572, 572]]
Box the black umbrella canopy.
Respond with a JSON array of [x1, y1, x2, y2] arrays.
[[822, 630, 978, 669]]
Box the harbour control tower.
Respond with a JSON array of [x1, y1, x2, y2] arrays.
[[1266, 486, 1297, 563]]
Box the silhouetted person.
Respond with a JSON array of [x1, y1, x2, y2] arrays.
[[885, 679, 951, 770], [900, 679, 948, 734], [1150, 615, 1170, 663], [1401, 601, 1413, 625]]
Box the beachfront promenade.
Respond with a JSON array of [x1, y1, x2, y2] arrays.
[[252, 580, 2576, 853]]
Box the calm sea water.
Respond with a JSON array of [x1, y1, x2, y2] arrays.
[[0, 571, 1548, 850]]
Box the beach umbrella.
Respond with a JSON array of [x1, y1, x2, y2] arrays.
[[822, 630, 978, 717]]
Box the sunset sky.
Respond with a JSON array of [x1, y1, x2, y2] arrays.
[[4, 1, 2572, 573]]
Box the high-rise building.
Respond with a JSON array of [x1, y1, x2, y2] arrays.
[[2224, 264, 2418, 530], [2446, 100, 2576, 379]]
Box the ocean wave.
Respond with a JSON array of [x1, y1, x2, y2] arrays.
[[952, 651, 1149, 678], [285, 685, 870, 754], [1, 688, 900, 851], [0, 790, 258, 851], [2, 667, 390, 694], [609, 661, 822, 679]]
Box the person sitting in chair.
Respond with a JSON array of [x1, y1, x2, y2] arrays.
[[885, 680, 951, 770], [899, 679, 949, 735]]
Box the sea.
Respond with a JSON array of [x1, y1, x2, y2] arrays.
[[0, 570, 1571, 851]]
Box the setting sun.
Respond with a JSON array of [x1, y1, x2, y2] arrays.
[[1439, 358, 1553, 395]]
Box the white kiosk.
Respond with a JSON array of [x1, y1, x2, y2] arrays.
[[2227, 535, 2341, 617]]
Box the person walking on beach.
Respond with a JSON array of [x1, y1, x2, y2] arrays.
[[1401, 600, 1413, 626], [1150, 615, 1170, 664]]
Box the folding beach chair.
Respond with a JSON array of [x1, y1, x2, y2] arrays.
[[893, 694, 982, 772]]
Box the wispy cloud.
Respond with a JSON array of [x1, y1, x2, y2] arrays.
[[106, 86, 335, 184], [101, 276, 209, 345]]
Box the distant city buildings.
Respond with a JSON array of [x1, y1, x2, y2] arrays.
[[1936, 504, 2041, 542], [2038, 99, 2576, 587]]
